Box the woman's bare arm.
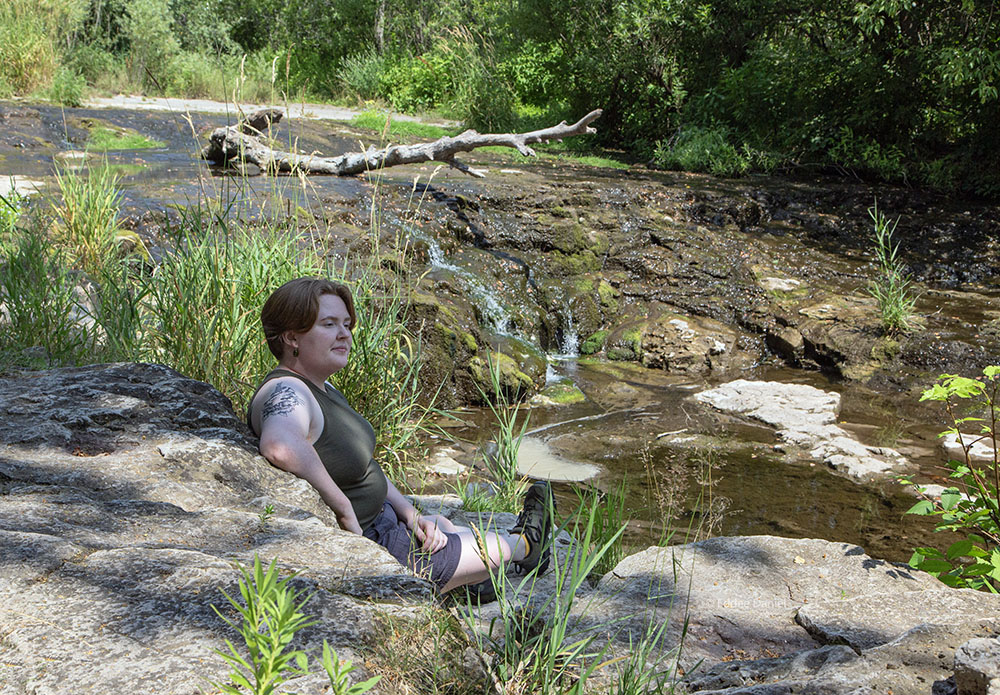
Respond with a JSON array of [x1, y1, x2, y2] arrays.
[[254, 379, 363, 534]]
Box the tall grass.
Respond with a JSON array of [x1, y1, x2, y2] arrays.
[[0, 161, 431, 476], [471, 353, 531, 512], [867, 201, 919, 335], [0, 226, 91, 368], [52, 165, 144, 276], [462, 492, 681, 695], [0, 0, 83, 96]]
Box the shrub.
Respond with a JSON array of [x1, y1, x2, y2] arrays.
[[653, 126, 750, 177], [165, 51, 224, 98], [0, 1, 60, 95], [48, 66, 86, 107], [901, 367, 1000, 592], [123, 0, 179, 90], [339, 49, 387, 101], [66, 43, 117, 84]]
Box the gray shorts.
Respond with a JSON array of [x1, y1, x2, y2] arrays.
[[363, 502, 461, 589]]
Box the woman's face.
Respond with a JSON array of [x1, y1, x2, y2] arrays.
[[287, 293, 353, 377]]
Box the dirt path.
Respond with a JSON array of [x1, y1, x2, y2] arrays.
[[83, 95, 458, 126]]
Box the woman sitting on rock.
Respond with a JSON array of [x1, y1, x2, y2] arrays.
[[247, 277, 553, 593]]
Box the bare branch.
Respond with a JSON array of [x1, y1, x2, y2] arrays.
[[201, 109, 603, 177]]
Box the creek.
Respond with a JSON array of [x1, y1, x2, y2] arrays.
[[4, 101, 999, 564]]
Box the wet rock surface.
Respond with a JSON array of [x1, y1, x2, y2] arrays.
[[3, 100, 998, 403]]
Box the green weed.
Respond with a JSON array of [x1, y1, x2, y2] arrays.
[[472, 353, 531, 512], [211, 555, 380, 695], [349, 111, 457, 141], [212, 556, 314, 695], [866, 201, 919, 335]]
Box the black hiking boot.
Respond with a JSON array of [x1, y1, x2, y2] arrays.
[[509, 480, 555, 576]]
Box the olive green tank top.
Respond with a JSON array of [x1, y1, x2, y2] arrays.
[[249, 369, 388, 531]]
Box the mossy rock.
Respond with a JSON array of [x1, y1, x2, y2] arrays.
[[551, 249, 600, 275], [462, 332, 478, 352], [469, 352, 535, 401], [580, 330, 608, 355], [597, 280, 619, 312], [536, 380, 586, 405], [493, 335, 547, 384], [607, 346, 637, 361], [871, 336, 900, 363], [604, 321, 648, 362]]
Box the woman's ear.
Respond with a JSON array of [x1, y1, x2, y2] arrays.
[[281, 331, 298, 353]]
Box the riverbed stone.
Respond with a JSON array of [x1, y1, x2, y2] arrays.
[[796, 588, 1000, 651], [694, 380, 907, 480], [955, 638, 1000, 695], [640, 312, 739, 375]]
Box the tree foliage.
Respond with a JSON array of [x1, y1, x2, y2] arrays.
[[29, 0, 1000, 195]]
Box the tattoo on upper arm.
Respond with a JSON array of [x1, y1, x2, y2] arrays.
[[260, 383, 303, 421]]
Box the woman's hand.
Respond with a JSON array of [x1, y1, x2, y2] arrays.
[[412, 516, 449, 554]]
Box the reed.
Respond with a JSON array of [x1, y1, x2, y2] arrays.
[[472, 353, 531, 512], [867, 201, 919, 335], [0, 225, 90, 368], [2, 152, 432, 477]]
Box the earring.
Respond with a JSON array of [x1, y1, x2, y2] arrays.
[[293, 347, 299, 357]]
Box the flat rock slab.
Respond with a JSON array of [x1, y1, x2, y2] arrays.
[[694, 380, 906, 480], [597, 535, 942, 670], [797, 587, 1000, 651]]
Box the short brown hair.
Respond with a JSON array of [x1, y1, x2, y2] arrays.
[[261, 277, 357, 359]]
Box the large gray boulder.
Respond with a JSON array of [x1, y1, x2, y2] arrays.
[[595, 535, 1000, 694], [0, 364, 429, 695]]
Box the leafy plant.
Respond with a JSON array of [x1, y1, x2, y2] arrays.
[[48, 65, 86, 106], [211, 556, 315, 695], [653, 126, 751, 177], [339, 49, 386, 101], [866, 202, 919, 335], [211, 555, 380, 695], [901, 366, 1000, 591], [321, 640, 381, 695], [257, 503, 275, 532]]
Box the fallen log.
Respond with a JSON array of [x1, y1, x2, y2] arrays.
[[201, 109, 603, 177]]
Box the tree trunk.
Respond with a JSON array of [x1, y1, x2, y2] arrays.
[[201, 108, 604, 178]]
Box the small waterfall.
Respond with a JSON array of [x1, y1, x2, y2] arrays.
[[560, 309, 579, 357], [407, 224, 513, 335]]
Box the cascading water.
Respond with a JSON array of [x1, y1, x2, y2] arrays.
[[560, 309, 579, 357], [406, 223, 514, 335]]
